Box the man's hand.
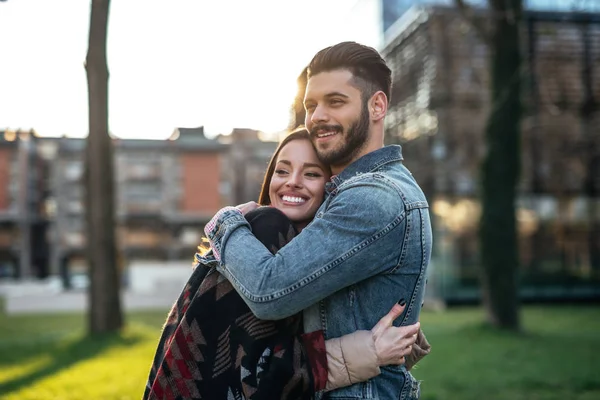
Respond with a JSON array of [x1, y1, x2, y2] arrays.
[[236, 201, 260, 216], [371, 302, 420, 367]]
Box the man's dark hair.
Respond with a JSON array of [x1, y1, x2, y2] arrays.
[[307, 41, 392, 102]]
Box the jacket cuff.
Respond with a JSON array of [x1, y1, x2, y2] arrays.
[[406, 328, 432, 370], [203, 206, 244, 261], [325, 330, 381, 392], [300, 330, 328, 393]]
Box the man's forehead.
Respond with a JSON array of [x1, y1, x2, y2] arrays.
[[305, 70, 359, 98]]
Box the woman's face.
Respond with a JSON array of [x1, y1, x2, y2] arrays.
[[269, 139, 330, 228]]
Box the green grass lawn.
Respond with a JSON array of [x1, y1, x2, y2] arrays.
[[0, 304, 598, 400]]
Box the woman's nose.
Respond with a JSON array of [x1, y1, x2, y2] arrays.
[[286, 173, 303, 188]]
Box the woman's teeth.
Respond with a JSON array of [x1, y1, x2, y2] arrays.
[[282, 195, 306, 203]]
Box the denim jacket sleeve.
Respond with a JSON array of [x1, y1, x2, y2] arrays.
[[206, 176, 408, 320]]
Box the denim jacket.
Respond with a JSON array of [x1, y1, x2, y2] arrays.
[[206, 145, 432, 399]]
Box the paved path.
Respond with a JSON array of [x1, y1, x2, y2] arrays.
[[4, 290, 180, 314], [1, 280, 181, 314]]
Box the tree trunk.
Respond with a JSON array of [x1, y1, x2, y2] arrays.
[[85, 0, 122, 335], [479, 0, 523, 330]]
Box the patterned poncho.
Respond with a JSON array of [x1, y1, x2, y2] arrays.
[[143, 208, 327, 400]]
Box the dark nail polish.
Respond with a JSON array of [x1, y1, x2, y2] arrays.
[[398, 298, 406, 306]]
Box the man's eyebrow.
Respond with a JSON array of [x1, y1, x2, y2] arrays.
[[324, 92, 349, 99], [304, 91, 350, 106]]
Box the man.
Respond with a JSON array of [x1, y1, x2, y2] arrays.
[[205, 42, 432, 399]]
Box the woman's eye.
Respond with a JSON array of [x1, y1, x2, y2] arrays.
[[275, 169, 288, 175], [305, 172, 322, 178]]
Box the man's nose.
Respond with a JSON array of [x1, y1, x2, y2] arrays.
[[310, 105, 329, 125]]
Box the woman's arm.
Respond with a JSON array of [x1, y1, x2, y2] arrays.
[[321, 302, 423, 391], [323, 327, 429, 390]]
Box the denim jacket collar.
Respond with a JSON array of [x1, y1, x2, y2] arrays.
[[326, 145, 404, 194]]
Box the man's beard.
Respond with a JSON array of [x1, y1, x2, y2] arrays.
[[310, 102, 370, 167]]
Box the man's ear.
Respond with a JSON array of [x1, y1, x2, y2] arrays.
[[370, 91, 388, 121]]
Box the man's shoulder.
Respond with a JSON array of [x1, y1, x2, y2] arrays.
[[336, 163, 427, 209], [330, 173, 407, 222], [337, 162, 406, 193]]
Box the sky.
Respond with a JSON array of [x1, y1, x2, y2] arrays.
[[0, 0, 382, 140]]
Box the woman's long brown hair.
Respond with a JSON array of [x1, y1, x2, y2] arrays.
[[257, 127, 329, 205]]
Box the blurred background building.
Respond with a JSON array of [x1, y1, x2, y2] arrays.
[[381, 0, 600, 302], [217, 128, 278, 207], [0, 130, 48, 281], [0, 127, 275, 288]]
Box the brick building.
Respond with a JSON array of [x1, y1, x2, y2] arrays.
[[0, 127, 233, 282]]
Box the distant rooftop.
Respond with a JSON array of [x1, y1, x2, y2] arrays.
[[51, 126, 227, 154]]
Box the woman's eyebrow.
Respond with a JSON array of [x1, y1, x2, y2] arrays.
[[277, 160, 323, 170], [303, 162, 323, 170]]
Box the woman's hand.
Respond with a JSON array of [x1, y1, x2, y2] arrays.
[[371, 302, 420, 367], [236, 201, 260, 215]]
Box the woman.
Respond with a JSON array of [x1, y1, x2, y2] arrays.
[[144, 128, 429, 400]]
